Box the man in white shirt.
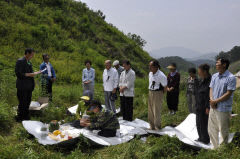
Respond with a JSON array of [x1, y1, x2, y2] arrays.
[[103, 60, 119, 113], [119, 60, 136, 121], [113, 60, 124, 93], [148, 60, 167, 130]]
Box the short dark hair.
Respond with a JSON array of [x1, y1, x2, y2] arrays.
[[25, 48, 34, 55], [85, 60, 92, 65], [171, 63, 177, 68], [90, 100, 102, 110], [122, 60, 131, 66], [42, 53, 49, 60], [188, 67, 196, 74], [151, 60, 160, 69], [198, 64, 210, 74], [217, 57, 230, 69]]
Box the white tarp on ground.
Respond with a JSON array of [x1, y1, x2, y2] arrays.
[[22, 119, 148, 146], [22, 114, 235, 149], [147, 114, 235, 149]]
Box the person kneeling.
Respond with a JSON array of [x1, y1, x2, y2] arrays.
[[80, 100, 120, 137]]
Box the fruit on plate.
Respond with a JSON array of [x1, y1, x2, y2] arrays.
[[48, 133, 67, 142], [49, 120, 60, 132], [60, 134, 65, 138], [53, 130, 61, 136], [68, 136, 73, 140]]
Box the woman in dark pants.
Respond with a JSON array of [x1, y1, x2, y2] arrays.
[[196, 64, 211, 144], [167, 63, 180, 115]]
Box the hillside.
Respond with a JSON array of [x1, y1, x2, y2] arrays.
[[229, 60, 240, 74], [216, 46, 240, 73], [0, 0, 152, 82], [158, 56, 195, 72], [216, 46, 240, 63]]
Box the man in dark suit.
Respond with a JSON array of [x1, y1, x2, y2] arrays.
[[15, 48, 40, 121]]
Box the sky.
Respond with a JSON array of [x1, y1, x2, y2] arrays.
[[80, 0, 240, 54]]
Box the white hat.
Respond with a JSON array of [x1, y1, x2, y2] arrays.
[[113, 60, 119, 66]]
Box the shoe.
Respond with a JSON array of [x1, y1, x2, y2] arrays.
[[171, 111, 175, 115], [202, 140, 210, 145]]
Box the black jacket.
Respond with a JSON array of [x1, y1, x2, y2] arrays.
[[196, 76, 211, 111], [15, 57, 35, 91]]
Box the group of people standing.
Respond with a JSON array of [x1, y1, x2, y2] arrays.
[[186, 58, 236, 149], [82, 59, 136, 121], [15, 49, 237, 148]]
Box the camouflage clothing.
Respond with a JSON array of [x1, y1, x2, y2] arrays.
[[89, 109, 120, 131]]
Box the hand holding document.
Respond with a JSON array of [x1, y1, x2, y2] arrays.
[[40, 68, 47, 73], [34, 68, 46, 75], [26, 68, 47, 77]]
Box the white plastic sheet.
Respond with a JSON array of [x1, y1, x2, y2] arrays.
[[147, 114, 235, 149], [22, 114, 235, 149], [22, 118, 148, 146]]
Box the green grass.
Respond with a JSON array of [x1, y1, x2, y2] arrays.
[[1, 74, 240, 159]]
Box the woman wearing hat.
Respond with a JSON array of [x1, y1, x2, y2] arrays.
[[166, 63, 180, 115]]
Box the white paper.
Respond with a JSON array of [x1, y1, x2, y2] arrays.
[[40, 68, 47, 73]]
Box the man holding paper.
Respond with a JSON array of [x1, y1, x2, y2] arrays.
[[15, 48, 41, 122]]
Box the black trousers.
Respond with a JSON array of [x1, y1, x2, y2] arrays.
[[196, 110, 210, 144], [120, 96, 133, 121], [98, 129, 117, 137], [167, 91, 179, 111], [17, 89, 32, 120], [47, 79, 53, 93]]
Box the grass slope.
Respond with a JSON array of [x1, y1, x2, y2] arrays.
[[0, 0, 152, 83]]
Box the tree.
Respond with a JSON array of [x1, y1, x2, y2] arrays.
[[215, 51, 230, 61], [127, 33, 146, 48], [96, 10, 105, 20]]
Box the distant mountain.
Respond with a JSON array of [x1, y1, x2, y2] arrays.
[[187, 52, 218, 61], [185, 52, 218, 67], [150, 47, 203, 59], [190, 59, 215, 67], [158, 56, 195, 72]]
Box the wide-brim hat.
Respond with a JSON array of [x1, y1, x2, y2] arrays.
[[167, 65, 176, 69], [80, 96, 90, 101]]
